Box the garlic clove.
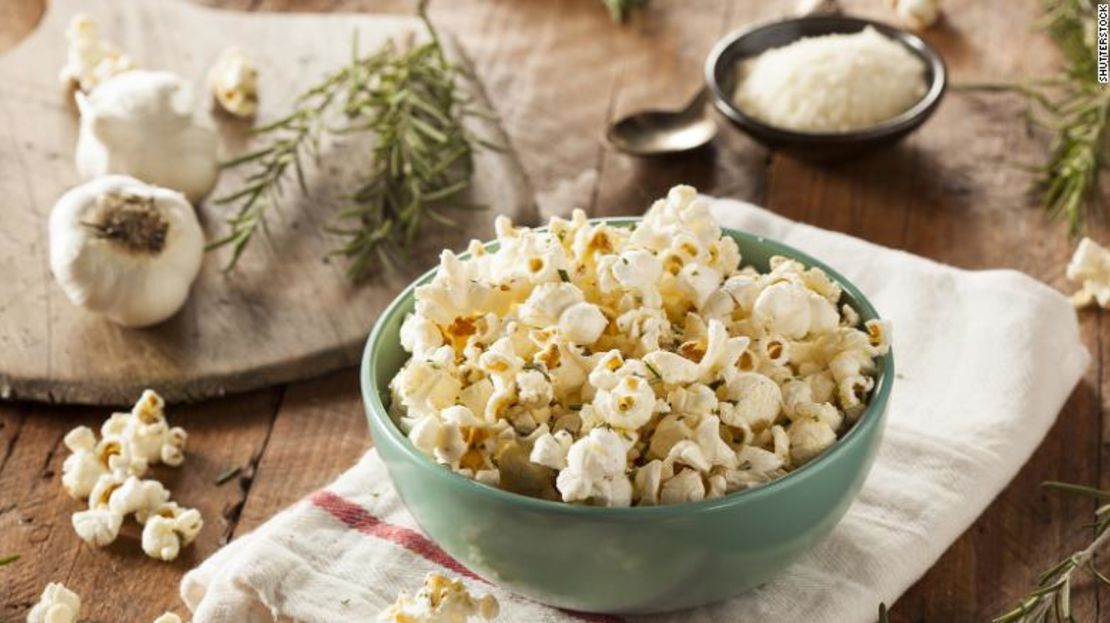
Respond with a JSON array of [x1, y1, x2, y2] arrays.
[[49, 175, 205, 327], [75, 70, 220, 203]]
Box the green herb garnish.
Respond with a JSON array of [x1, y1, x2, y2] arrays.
[[215, 465, 242, 486], [0, 554, 20, 566], [961, 0, 1110, 233], [522, 362, 552, 382], [992, 480, 1110, 621], [211, 0, 487, 280]]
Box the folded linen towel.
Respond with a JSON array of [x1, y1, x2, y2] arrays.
[[182, 197, 1090, 623]]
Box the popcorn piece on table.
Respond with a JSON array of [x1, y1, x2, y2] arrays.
[[207, 47, 260, 118], [152, 613, 184, 623], [1067, 237, 1110, 309], [886, 0, 942, 30], [71, 507, 123, 547], [26, 582, 81, 623], [58, 14, 136, 92], [142, 504, 204, 562], [60, 426, 106, 498], [377, 573, 499, 623], [389, 184, 892, 506]]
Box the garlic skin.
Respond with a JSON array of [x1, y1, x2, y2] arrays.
[[75, 70, 220, 203], [207, 47, 260, 118], [49, 175, 205, 327]]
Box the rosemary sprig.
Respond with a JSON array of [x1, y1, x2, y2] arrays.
[[215, 465, 242, 486], [992, 480, 1110, 622], [601, 0, 649, 22], [960, 0, 1109, 234], [211, 0, 483, 280]]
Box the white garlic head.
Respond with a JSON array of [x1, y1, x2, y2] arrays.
[[49, 175, 205, 327], [75, 70, 220, 203]]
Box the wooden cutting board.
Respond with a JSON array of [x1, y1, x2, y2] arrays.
[[0, 0, 535, 406]]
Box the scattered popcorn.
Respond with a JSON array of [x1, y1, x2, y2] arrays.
[[207, 47, 259, 118], [377, 573, 499, 623], [71, 507, 123, 547], [26, 582, 81, 623], [390, 185, 891, 506], [138, 504, 202, 562], [58, 14, 136, 92], [60, 426, 106, 498], [107, 476, 170, 516], [1067, 237, 1110, 309], [58, 390, 201, 561], [152, 613, 184, 623], [885, 0, 942, 30]]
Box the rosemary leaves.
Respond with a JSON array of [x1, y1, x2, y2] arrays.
[[992, 481, 1110, 622], [210, 1, 482, 281], [963, 0, 1109, 233]]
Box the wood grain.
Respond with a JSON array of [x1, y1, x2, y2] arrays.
[[0, 0, 1105, 621], [0, 389, 281, 622], [232, 368, 369, 536], [0, 0, 534, 406]]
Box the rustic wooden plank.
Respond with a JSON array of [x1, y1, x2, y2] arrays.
[[0, 389, 281, 621], [232, 369, 370, 537], [591, 0, 799, 218], [0, 0, 533, 406], [0, 0, 42, 54], [0, 404, 24, 482]]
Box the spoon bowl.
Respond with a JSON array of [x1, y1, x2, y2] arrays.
[[604, 90, 717, 156]]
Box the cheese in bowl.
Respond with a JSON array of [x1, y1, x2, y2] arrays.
[[388, 185, 890, 507]]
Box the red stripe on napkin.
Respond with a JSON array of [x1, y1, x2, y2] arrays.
[[310, 490, 481, 581], [309, 490, 622, 623]]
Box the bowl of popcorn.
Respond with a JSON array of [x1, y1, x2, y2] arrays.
[[362, 185, 893, 614]]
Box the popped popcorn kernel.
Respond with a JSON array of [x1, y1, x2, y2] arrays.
[[58, 14, 136, 92], [26, 582, 81, 623], [378, 573, 499, 622]]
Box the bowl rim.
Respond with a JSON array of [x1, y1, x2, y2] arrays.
[[361, 217, 894, 518], [704, 15, 948, 142]]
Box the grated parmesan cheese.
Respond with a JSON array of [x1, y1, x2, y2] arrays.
[[733, 27, 928, 133]]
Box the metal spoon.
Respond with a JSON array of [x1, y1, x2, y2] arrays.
[[604, 88, 716, 156], [605, 0, 842, 156]]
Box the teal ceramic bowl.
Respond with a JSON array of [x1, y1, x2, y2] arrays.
[[361, 219, 893, 614]]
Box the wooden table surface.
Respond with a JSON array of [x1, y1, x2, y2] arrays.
[[0, 0, 1103, 621]]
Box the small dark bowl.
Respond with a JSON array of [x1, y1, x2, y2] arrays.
[[705, 16, 947, 161]]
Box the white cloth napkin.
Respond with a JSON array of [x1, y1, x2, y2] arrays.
[[181, 198, 1090, 623]]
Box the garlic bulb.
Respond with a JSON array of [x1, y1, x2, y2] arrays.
[[207, 47, 260, 118], [886, 0, 941, 30], [49, 175, 205, 327], [75, 70, 220, 203]]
